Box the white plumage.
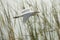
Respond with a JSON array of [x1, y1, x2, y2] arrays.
[[13, 9, 39, 23]]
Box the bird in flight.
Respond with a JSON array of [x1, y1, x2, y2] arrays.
[[13, 9, 39, 23]]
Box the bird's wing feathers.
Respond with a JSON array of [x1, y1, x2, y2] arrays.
[[23, 13, 32, 23], [22, 9, 30, 13]]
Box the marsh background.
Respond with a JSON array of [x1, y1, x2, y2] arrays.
[[0, 0, 60, 40]]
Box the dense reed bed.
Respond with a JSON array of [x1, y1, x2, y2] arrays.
[[0, 0, 60, 40]]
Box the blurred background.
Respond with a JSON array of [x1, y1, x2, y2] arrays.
[[0, 0, 60, 40]]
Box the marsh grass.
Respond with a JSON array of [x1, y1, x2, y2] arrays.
[[0, 0, 60, 40]]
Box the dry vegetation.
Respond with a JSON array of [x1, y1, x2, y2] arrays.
[[0, 0, 60, 40]]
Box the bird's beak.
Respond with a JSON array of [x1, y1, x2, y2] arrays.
[[13, 16, 20, 18]]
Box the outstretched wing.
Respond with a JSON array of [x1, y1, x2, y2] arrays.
[[23, 13, 32, 23]]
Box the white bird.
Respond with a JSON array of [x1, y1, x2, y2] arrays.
[[13, 9, 39, 23]]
